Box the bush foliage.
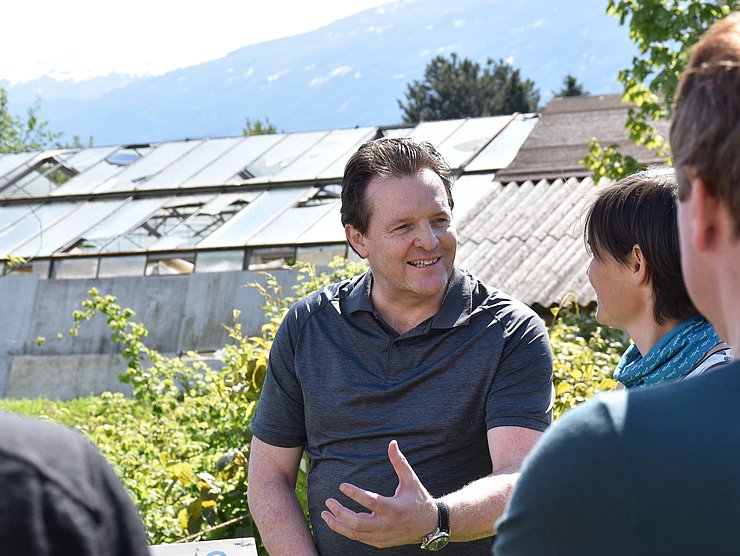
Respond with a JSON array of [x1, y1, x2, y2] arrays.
[[547, 293, 624, 419], [1, 259, 624, 548]]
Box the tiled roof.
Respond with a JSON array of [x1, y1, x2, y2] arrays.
[[456, 177, 598, 308], [495, 94, 671, 183]]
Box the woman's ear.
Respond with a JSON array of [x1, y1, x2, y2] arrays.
[[345, 224, 369, 259], [631, 244, 649, 285]]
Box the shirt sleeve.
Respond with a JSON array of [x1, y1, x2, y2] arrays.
[[494, 396, 631, 556], [486, 306, 554, 432], [89, 445, 152, 556], [250, 303, 308, 448]]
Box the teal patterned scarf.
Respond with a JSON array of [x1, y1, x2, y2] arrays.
[[614, 316, 723, 389]]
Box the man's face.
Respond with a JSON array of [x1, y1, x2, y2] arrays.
[[349, 169, 457, 308]]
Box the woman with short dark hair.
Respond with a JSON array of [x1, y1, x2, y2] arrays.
[[584, 166, 731, 388]]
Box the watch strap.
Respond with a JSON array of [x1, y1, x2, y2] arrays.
[[436, 500, 450, 535]]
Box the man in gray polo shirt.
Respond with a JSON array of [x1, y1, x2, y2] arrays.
[[248, 137, 554, 555]]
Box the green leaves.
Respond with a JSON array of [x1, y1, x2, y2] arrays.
[[549, 293, 625, 419], [585, 1, 740, 181], [0, 88, 61, 154], [168, 462, 194, 486], [24, 258, 366, 548], [242, 117, 278, 137], [581, 139, 645, 181]]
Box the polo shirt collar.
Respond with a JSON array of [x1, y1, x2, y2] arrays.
[[431, 267, 474, 329], [344, 268, 473, 330], [344, 270, 374, 314]]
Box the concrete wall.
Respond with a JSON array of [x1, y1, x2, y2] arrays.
[[0, 269, 302, 399]]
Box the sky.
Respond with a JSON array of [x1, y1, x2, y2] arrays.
[[2, 0, 392, 84]]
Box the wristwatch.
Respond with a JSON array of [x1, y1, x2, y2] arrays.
[[420, 500, 450, 551]]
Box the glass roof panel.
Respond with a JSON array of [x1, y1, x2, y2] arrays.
[[437, 116, 512, 169], [50, 148, 131, 196], [464, 113, 540, 172], [407, 120, 466, 149], [295, 201, 344, 244], [198, 186, 314, 248], [199, 191, 260, 215], [181, 134, 286, 187], [0, 152, 37, 182], [0, 153, 80, 199], [96, 141, 204, 193], [243, 131, 328, 183], [0, 203, 37, 232], [145, 194, 252, 251], [0, 173, 57, 199], [107, 194, 216, 251], [15, 199, 128, 257], [315, 129, 381, 180], [381, 127, 414, 139], [452, 174, 497, 220], [249, 201, 337, 245], [137, 138, 243, 190], [163, 194, 214, 207], [0, 202, 79, 255], [273, 127, 377, 182], [62, 146, 120, 174], [69, 197, 171, 253]]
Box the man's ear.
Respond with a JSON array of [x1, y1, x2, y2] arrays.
[[683, 166, 720, 252], [345, 224, 369, 259]]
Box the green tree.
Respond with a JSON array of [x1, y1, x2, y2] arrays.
[[554, 73, 589, 97], [582, 1, 740, 181], [398, 53, 540, 123], [242, 117, 278, 136], [0, 88, 61, 153]]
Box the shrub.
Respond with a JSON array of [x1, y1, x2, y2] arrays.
[[41, 258, 366, 548], [548, 293, 625, 420]]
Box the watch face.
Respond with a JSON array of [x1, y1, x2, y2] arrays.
[[424, 532, 450, 551]]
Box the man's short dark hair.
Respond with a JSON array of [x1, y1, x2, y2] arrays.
[[671, 12, 740, 236], [584, 166, 698, 325], [341, 137, 454, 234]]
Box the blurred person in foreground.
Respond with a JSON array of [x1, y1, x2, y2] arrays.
[[584, 166, 730, 389], [0, 411, 150, 554], [248, 137, 554, 555], [495, 12, 740, 556]]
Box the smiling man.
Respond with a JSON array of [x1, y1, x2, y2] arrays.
[[247, 137, 553, 555]]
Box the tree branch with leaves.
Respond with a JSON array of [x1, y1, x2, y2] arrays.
[[0, 88, 61, 154], [582, 0, 740, 181]]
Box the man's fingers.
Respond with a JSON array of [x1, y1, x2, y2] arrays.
[[321, 498, 374, 539], [321, 508, 364, 541], [388, 439, 421, 487], [338, 482, 383, 512]]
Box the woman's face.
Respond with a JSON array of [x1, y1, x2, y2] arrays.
[[587, 252, 642, 330]]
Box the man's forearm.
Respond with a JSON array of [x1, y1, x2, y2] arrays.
[[441, 472, 518, 542], [248, 479, 317, 555]]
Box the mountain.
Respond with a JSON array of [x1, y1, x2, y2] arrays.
[[5, 0, 637, 146]]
